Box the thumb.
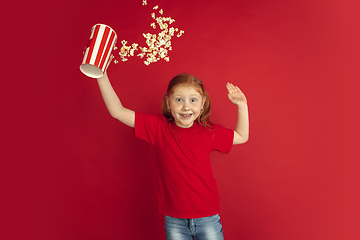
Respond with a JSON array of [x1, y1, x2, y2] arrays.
[[105, 54, 114, 72]]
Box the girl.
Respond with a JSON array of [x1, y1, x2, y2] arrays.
[[96, 69, 249, 240]]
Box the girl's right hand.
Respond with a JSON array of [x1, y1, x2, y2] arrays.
[[105, 54, 114, 73]]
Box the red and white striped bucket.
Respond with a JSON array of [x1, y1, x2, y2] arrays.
[[80, 24, 117, 78]]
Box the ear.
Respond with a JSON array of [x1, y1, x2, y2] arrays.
[[202, 96, 206, 108], [166, 95, 171, 110]]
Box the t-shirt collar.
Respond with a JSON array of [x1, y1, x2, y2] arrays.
[[171, 120, 199, 132]]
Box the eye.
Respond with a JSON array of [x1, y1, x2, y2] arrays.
[[191, 98, 197, 103], [176, 98, 182, 102]]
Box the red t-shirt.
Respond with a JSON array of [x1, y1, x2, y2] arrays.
[[135, 112, 233, 218]]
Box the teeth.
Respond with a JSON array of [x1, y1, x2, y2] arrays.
[[181, 114, 191, 117]]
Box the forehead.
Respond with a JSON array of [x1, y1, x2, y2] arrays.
[[171, 84, 202, 96]]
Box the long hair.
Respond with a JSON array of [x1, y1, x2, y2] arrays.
[[162, 73, 212, 128]]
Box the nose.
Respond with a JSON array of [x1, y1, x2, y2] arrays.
[[182, 100, 190, 111]]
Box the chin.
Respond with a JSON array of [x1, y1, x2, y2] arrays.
[[176, 120, 195, 128]]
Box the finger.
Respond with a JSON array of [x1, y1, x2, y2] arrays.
[[226, 83, 233, 93], [105, 54, 114, 71], [227, 82, 236, 93], [235, 86, 242, 92]]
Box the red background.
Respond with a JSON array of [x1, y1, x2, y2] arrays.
[[1, 0, 357, 239]]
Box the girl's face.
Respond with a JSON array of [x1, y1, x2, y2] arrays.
[[166, 84, 206, 128]]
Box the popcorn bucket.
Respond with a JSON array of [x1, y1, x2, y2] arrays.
[[80, 24, 117, 78]]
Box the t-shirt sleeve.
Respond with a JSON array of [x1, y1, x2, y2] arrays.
[[212, 124, 234, 154], [134, 112, 159, 146]]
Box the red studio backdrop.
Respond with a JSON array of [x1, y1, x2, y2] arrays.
[[0, 0, 357, 240]]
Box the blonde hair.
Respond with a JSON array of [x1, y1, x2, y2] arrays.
[[162, 73, 212, 128]]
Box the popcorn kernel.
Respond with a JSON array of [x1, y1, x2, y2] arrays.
[[111, 2, 183, 65]]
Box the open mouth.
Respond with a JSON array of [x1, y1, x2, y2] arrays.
[[180, 113, 193, 118]]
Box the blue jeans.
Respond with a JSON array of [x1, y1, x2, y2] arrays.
[[164, 214, 224, 240]]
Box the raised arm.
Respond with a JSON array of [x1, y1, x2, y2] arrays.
[[97, 72, 135, 128], [226, 82, 249, 145]]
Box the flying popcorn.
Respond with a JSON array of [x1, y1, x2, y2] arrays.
[[113, 1, 185, 66]]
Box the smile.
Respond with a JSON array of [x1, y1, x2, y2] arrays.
[[180, 113, 193, 118]]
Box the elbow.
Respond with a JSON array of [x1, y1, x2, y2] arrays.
[[233, 132, 249, 145], [244, 133, 249, 142], [243, 133, 250, 143], [238, 136, 249, 145], [108, 106, 124, 120], [108, 110, 121, 120], [110, 112, 121, 121]]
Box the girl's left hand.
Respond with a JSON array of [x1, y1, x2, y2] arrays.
[[226, 82, 247, 106]]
